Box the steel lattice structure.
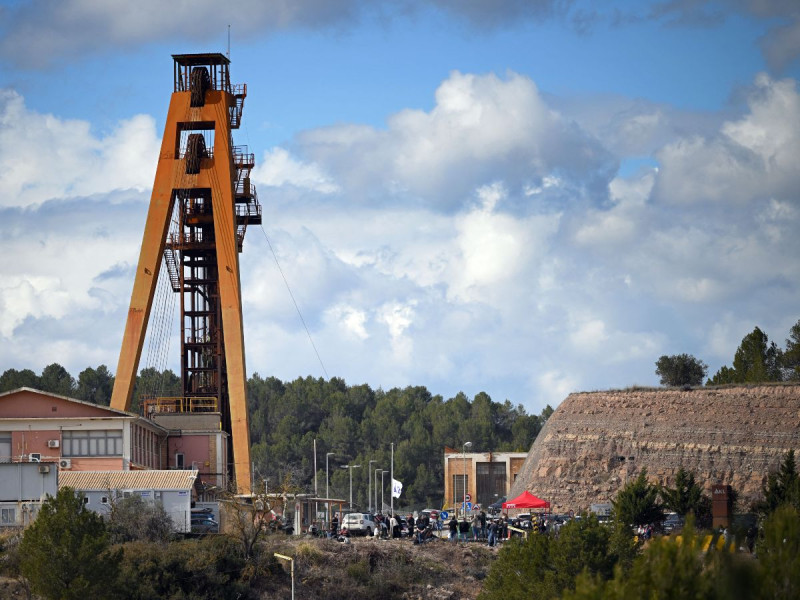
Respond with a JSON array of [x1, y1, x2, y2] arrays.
[[111, 53, 259, 494]]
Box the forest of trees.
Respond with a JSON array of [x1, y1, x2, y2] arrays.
[[0, 366, 550, 510], [4, 317, 797, 509]]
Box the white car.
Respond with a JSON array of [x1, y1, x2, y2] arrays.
[[342, 512, 376, 536]]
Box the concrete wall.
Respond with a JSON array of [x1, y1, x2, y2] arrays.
[[81, 488, 193, 533], [167, 432, 227, 488], [0, 462, 57, 502]]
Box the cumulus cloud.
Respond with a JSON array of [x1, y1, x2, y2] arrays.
[[295, 71, 614, 209], [253, 148, 339, 193], [1, 67, 799, 413], [0, 90, 159, 207], [0, 194, 147, 371], [653, 74, 800, 205], [185, 70, 800, 409]]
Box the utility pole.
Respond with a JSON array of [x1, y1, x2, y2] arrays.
[[380, 470, 386, 512], [326, 452, 334, 526], [463, 441, 472, 517], [375, 468, 382, 513], [368, 459, 377, 512], [341, 464, 361, 511], [390, 442, 394, 515], [313, 438, 317, 526]]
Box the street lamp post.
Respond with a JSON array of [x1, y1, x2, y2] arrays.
[[463, 441, 472, 517], [368, 460, 377, 512], [374, 468, 382, 513], [341, 464, 362, 510], [380, 469, 387, 512], [274, 553, 294, 600], [326, 452, 335, 525]]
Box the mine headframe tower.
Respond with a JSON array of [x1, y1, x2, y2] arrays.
[[110, 53, 260, 494]]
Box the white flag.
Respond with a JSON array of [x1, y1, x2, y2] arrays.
[[391, 478, 403, 498]]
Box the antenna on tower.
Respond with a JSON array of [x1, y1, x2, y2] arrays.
[[227, 25, 231, 59]]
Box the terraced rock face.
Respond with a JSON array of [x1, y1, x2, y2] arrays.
[[509, 384, 800, 513]]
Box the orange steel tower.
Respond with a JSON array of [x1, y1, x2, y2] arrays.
[[111, 53, 259, 494]]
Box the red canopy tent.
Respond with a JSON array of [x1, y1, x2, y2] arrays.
[[502, 490, 550, 511]]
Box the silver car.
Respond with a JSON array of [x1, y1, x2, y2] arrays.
[[342, 512, 376, 536]]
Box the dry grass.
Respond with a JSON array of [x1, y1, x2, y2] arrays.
[[257, 535, 496, 600]]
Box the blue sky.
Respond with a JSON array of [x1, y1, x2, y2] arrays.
[[0, 0, 799, 413]]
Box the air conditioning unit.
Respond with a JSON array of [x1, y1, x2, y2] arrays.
[[58, 459, 72, 469], [38, 465, 51, 474], [47, 440, 60, 448], [28, 453, 41, 462]]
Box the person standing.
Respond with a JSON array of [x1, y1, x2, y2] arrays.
[[390, 513, 399, 539], [449, 516, 458, 543], [330, 515, 339, 539], [471, 513, 480, 541], [487, 520, 497, 547], [459, 517, 469, 542], [408, 514, 415, 540], [479, 510, 487, 540]]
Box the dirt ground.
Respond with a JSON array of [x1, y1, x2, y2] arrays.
[[260, 534, 499, 600]]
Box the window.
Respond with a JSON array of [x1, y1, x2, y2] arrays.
[[1, 508, 16, 525], [0, 434, 10, 463], [476, 462, 507, 508], [82, 497, 89, 505], [62, 430, 122, 457], [101, 496, 109, 505], [453, 474, 468, 505], [175, 453, 185, 469]]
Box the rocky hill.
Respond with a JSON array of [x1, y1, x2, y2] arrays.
[[509, 384, 800, 513]]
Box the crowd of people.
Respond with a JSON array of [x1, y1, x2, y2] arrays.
[[308, 510, 559, 547]]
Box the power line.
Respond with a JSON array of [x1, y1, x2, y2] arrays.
[[258, 224, 329, 379]]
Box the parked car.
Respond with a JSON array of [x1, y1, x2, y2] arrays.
[[191, 514, 219, 534], [663, 513, 684, 533], [342, 512, 376, 536], [419, 508, 440, 522]]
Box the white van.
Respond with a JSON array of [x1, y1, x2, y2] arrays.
[[342, 512, 376, 536]]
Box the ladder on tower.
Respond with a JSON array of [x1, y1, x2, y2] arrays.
[[163, 246, 181, 292]]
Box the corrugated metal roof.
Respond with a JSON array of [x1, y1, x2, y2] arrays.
[[58, 470, 198, 491]]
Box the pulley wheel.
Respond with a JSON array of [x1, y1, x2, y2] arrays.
[[190, 67, 210, 107], [185, 133, 207, 174]]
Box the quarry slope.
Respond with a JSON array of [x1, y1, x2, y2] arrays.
[[509, 384, 800, 512]]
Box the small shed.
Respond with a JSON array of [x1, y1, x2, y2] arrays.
[[59, 470, 198, 532]]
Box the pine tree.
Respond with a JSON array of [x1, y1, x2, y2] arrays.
[[612, 469, 664, 527], [19, 488, 121, 599]]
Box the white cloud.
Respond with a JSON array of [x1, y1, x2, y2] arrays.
[[296, 70, 614, 208], [253, 148, 339, 193], [0, 90, 159, 208], [327, 304, 369, 340], [536, 370, 578, 407], [1, 69, 799, 416], [654, 75, 800, 205]]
